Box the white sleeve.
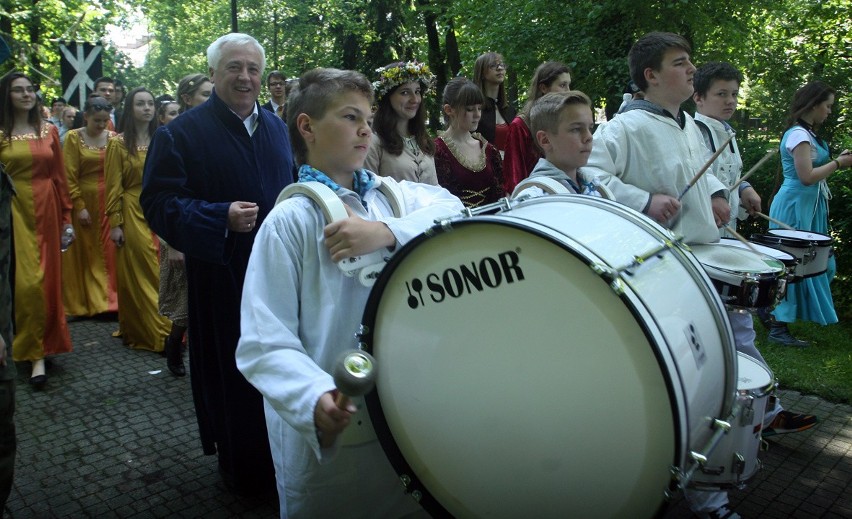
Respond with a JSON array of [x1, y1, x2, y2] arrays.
[[236, 205, 336, 461], [785, 128, 812, 154], [378, 180, 464, 246], [584, 120, 653, 213]]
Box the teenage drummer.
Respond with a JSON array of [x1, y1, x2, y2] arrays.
[[584, 33, 817, 519], [525, 90, 603, 195], [235, 68, 462, 518]]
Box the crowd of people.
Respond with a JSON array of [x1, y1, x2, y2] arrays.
[[0, 28, 848, 518]]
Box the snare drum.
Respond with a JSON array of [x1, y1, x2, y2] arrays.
[[689, 243, 786, 310], [751, 229, 832, 279], [692, 353, 774, 489], [720, 238, 799, 284], [361, 196, 737, 517]]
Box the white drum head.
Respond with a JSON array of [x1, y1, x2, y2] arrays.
[[364, 221, 677, 518], [690, 243, 784, 274], [719, 238, 796, 265], [736, 353, 773, 392], [769, 228, 831, 244]]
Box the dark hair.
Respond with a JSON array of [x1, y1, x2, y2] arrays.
[[786, 80, 836, 130], [0, 71, 43, 140], [372, 62, 435, 157], [52, 97, 67, 106], [266, 70, 286, 85], [693, 62, 743, 98], [522, 61, 571, 117], [628, 32, 692, 91], [157, 101, 180, 126], [93, 76, 115, 89], [84, 96, 112, 114], [530, 90, 592, 136], [176, 73, 211, 112], [441, 77, 485, 128], [119, 87, 157, 157], [473, 52, 508, 109], [287, 68, 374, 165], [285, 79, 299, 97]]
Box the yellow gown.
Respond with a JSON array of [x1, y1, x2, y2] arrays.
[[62, 129, 119, 316], [0, 125, 73, 361], [104, 135, 170, 351]]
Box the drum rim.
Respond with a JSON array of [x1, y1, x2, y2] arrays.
[[361, 216, 683, 517], [767, 228, 832, 244], [751, 231, 831, 247]]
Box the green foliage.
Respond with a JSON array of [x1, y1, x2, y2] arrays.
[[4, 0, 852, 308]]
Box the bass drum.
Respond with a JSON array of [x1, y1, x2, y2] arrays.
[[361, 195, 737, 518]]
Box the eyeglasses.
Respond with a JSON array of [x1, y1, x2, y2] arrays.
[[489, 62, 506, 70], [268, 82, 285, 87], [10, 86, 36, 94]]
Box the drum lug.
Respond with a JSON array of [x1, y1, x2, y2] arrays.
[[590, 264, 626, 295], [713, 418, 732, 433], [690, 451, 708, 466], [732, 452, 746, 475]]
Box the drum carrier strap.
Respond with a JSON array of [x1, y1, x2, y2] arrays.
[[275, 178, 407, 286]]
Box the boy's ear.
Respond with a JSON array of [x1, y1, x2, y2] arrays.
[[296, 113, 314, 142], [693, 92, 704, 106], [643, 67, 657, 88], [535, 129, 551, 152]]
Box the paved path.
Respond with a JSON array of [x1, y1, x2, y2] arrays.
[[4, 316, 851, 518]]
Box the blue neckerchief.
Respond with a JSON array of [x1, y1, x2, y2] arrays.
[[297, 164, 376, 208]]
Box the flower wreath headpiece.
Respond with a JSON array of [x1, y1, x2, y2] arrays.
[[372, 61, 435, 100]]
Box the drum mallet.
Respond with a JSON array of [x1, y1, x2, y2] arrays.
[[729, 149, 778, 192], [678, 135, 734, 201], [318, 350, 378, 448], [332, 349, 378, 410]]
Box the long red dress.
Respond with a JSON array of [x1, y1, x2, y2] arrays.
[[0, 125, 73, 361]]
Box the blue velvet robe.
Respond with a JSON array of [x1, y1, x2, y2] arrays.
[[141, 90, 295, 494]]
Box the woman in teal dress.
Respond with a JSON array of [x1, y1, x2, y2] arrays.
[[768, 81, 852, 345]]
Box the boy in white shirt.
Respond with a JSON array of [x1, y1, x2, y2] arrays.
[[236, 67, 462, 518]]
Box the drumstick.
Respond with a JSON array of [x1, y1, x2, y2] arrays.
[[723, 225, 759, 254], [729, 149, 778, 192], [751, 210, 796, 231], [678, 135, 734, 201], [320, 350, 377, 448]]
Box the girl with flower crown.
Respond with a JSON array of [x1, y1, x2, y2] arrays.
[[434, 77, 504, 208], [365, 61, 439, 185]]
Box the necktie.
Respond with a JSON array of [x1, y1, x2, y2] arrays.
[[276, 105, 284, 119]]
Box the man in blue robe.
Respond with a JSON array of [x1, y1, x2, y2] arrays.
[[141, 33, 294, 496]]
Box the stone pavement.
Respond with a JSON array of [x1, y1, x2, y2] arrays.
[[3, 316, 851, 518]]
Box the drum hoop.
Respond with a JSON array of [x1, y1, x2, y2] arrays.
[[767, 228, 832, 245], [752, 232, 830, 248], [361, 216, 689, 516]]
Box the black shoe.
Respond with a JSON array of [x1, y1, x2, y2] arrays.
[[29, 374, 47, 389], [165, 336, 186, 377], [768, 323, 809, 347], [763, 410, 817, 437]]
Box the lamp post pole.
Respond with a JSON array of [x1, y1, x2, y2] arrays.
[[231, 0, 238, 32]]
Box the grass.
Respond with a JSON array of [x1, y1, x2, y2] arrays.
[[753, 317, 852, 404]]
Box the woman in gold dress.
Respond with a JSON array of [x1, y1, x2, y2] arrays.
[[62, 97, 118, 316], [0, 71, 73, 388], [105, 87, 171, 352]]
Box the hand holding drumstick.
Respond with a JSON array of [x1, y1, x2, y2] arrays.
[[316, 350, 377, 448]]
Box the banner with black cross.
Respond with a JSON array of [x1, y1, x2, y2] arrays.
[[59, 41, 103, 109]]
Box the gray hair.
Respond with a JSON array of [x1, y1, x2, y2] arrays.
[[206, 33, 266, 72]]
